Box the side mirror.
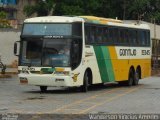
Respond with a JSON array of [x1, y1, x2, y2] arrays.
[[14, 41, 20, 56]]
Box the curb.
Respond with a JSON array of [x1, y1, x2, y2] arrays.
[[5, 72, 18, 75], [0, 74, 12, 78], [0, 72, 18, 78]]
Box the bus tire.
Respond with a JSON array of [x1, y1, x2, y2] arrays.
[[81, 72, 89, 92], [133, 69, 139, 86], [127, 69, 134, 86], [40, 86, 47, 92], [118, 81, 126, 86]]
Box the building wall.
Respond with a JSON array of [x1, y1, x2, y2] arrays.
[[0, 29, 20, 65], [0, 0, 37, 28], [0, 0, 16, 5], [0, 0, 17, 20]]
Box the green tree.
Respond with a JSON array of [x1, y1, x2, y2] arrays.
[[23, 0, 160, 24], [127, 0, 150, 20], [54, 0, 84, 15], [146, 0, 160, 24], [0, 11, 11, 28], [23, 0, 55, 17], [0, 11, 7, 19], [97, 0, 125, 19], [125, 0, 160, 24], [54, 0, 103, 16]]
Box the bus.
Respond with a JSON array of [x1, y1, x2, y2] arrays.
[[14, 16, 151, 92]]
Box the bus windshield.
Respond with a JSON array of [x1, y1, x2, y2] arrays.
[[20, 22, 82, 68], [20, 39, 71, 67], [22, 23, 72, 36]]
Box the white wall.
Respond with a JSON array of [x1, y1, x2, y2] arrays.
[[0, 30, 20, 65]]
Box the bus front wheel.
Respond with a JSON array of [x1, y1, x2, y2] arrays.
[[81, 72, 89, 92], [40, 86, 47, 92]]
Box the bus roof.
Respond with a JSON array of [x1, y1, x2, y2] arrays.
[[79, 16, 123, 23], [24, 16, 84, 23], [24, 16, 150, 30], [79, 16, 150, 30]]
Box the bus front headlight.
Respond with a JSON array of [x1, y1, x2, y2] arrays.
[[54, 71, 70, 76]]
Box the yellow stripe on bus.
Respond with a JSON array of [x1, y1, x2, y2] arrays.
[[108, 46, 151, 81]]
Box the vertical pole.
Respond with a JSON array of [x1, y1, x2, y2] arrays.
[[153, 18, 158, 69], [157, 40, 159, 68], [152, 18, 158, 69]]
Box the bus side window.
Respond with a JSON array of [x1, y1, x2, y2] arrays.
[[132, 30, 137, 45], [147, 31, 150, 46], [128, 30, 132, 45], [108, 27, 114, 44], [97, 26, 103, 43], [128, 30, 133, 46], [141, 31, 145, 46], [119, 29, 125, 44], [103, 27, 108, 43], [113, 28, 118, 44], [135, 30, 139, 45], [90, 26, 96, 43], [125, 29, 129, 45], [137, 30, 141, 46], [144, 31, 148, 46]]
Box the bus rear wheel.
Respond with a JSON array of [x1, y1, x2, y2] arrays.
[[126, 69, 134, 86], [40, 86, 47, 92], [81, 72, 89, 92], [133, 69, 139, 86]]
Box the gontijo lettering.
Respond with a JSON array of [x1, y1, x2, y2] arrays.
[[119, 49, 136, 56]]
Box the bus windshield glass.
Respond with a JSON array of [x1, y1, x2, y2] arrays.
[[43, 39, 71, 67], [22, 23, 72, 36], [20, 22, 82, 67], [20, 39, 71, 67], [21, 40, 42, 66]]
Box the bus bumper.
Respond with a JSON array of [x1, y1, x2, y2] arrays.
[[18, 74, 74, 87]]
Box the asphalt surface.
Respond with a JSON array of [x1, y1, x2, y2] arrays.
[[0, 75, 160, 120]]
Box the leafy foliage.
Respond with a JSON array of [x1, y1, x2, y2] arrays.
[[0, 11, 11, 28], [0, 11, 7, 19], [23, 0, 160, 24], [23, 0, 55, 17]]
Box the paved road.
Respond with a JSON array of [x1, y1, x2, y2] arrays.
[[0, 75, 160, 119]]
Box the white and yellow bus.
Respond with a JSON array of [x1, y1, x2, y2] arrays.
[[14, 16, 151, 92]]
